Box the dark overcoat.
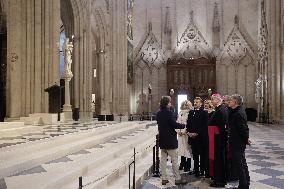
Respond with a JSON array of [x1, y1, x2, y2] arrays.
[[187, 108, 208, 146], [156, 107, 185, 149], [228, 106, 249, 151]]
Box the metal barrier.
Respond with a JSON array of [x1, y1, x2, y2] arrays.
[[76, 136, 157, 188], [129, 148, 136, 189], [79, 176, 83, 189], [153, 134, 161, 177]]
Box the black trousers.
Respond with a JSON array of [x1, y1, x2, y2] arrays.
[[232, 150, 250, 189], [204, 144, 209, 176], [191, 143, 205, 173], [226, 147, 238, 181], [180, 156, 191, 170], [213, 136, 226, 184]]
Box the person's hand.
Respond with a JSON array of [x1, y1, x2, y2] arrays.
[[187, 132, 198, 138], [191, 133, 198, 139], [247, 139, 252, 146], [187, 132, 193, 137]]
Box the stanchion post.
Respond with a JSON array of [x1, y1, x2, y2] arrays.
[[79, 176, 83, 189], [133, 148, 136, 189], [129, 163, 131, 189], [153, 134, 161, 177], [152, 146, 156, 173]]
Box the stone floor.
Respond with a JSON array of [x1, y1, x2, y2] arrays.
[[141, 122, 284, 189], [0, 122, 113, 148], [0, 121, 157, 189]]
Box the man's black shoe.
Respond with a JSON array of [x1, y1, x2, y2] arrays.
[[184, 167, 190, 172], [194, 172, 202, 177], [161, 180, 169, 185], [209, 182, 225, 187], [175, 179, 187, 185]]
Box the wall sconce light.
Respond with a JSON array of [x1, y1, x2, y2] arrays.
[[71, 34, 82, 43], [96, 50, 105, 55]]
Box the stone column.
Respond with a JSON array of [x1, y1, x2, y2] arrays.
[[98, 51, 105, 114], [265, 0, 282, 123], [281, 0, 284, 120], [63, 77, 72, 112], [6, 0, 60, 119], [6, 0, 22, 119], [257, 0, 269, 123], [69, 2, 93, 119], [275, 0, 281, 120], [111, 0, 128, 117], [62, 38, 73, 121]]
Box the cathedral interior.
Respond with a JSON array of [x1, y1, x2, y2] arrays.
[[0, 0, 284, 189]]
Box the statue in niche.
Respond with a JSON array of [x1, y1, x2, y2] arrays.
[[255, 74, 263, 102], [136, 93, 147, 114], [63, 38, 73, 78], [148, 84, 152, 95]]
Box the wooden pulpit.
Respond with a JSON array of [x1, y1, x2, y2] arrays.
[[44, 84, 64, 114]]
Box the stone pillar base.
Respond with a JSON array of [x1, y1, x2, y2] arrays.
[[63, 104, 72, 112], [60, 112, 73, 123], [4, 117, 21, 122], [114, 115, 129, 122]]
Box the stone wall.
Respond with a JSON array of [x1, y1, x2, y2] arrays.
[[4, 0, 129, 119], [130, 0, 259, 113]]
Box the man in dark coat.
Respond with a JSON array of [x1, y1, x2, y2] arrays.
[[156, 96, 187, 185], [187, 97, 208, 176], [228, 94, 250, 189], [223, 95, 238, 182], [208, 94, 228, 187]]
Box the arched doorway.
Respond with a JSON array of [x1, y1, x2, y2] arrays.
[[167, 57, 216, 111], [0, 10, 6, 121]]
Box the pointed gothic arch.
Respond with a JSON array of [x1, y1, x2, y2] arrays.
[[92, 6, 111, 115], [173, 11, 213, 60], [132, 23, 167, 114], [217, 15, 257, 108], [60, 0, 106, 116], [219, 16, 256, 66]]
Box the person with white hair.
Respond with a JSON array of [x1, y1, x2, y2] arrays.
[[208, 93, 229, 187], [176, 100, 193, 172], [228, 94, 250, 189]]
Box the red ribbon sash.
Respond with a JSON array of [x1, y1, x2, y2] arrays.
[[208, 126, 220, 177]]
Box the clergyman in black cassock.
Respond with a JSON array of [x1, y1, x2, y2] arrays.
[[208, 94, 228, 187]]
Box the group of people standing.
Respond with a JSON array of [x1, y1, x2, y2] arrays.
[[156, 94, 250, 188]]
